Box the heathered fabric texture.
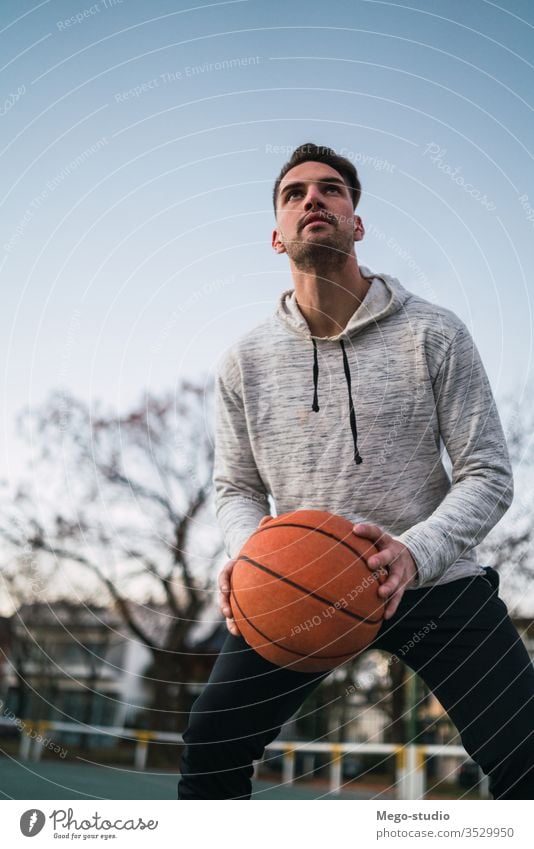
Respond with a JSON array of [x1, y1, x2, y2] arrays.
[[213, 265, 513, 587]]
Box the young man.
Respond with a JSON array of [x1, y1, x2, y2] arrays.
[[177, 143, 534, 800]]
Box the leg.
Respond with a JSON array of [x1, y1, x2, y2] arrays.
[[374, 569, 534, 799], [177, 632, 329, 799]]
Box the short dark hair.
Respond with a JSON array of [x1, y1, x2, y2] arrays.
[[272, 142, 361, 217]]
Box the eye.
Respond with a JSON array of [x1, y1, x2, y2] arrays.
[[284, 184, 341, 201]]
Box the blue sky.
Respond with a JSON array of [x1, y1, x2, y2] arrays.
[[1, 0, 533, 484]]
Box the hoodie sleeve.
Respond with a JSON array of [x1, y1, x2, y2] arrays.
[[213, 353, 271, 559], [397, 321, 513, 586]]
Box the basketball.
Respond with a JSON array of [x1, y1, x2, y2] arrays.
[[229, 509, 387, 673]]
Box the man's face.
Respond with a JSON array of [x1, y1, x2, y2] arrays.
[[272, 161, 364, 273]]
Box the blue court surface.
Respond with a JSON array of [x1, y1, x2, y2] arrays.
[[0, 757, 393, 800]]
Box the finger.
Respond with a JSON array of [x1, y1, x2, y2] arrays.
[[218, 561, 235, 593], [383, 587, 404, 620], [219, 580, 230, 597], [378, 569, 403, 598], [218, 584, 231, 606], [352, 522, 382, 541], [366, 546, 396, 570], [354, 523, 393, 554], [380, 566, 413, 600], [219, 592, 232, 617], [226, 617, 240, 636], [220, 557, 236, 576], [218, 579, 230, 596], [220, 603, 232, 619]]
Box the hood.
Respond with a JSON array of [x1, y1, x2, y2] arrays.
[[275, 265, 410, 341], [273, 266, 411, 467]]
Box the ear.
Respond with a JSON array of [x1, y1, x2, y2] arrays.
[[272, 228, 287, 254], [354, 215, 365, 243]]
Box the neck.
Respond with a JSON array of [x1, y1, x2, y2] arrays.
[[292, 254, 371, 337]]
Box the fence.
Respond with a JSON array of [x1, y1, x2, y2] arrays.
[[262, 740, 489, 798], [1, 718, 488, 799]]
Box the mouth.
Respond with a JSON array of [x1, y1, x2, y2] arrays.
[[303, 217, 333, 230]]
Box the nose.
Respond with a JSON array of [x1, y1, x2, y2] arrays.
[[304, 185, 326, 209]]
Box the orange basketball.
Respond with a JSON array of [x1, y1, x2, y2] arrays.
[[229, 509, 387, 673]]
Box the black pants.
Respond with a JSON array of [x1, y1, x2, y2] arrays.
[[177, 568, 534, 799]]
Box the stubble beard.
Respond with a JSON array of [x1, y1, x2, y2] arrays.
[[282, 226, 354, 275]]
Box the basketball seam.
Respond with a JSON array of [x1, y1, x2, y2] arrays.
[[251, 521, 386, 586], [231, 591, 365, 661], [252, 522, 370, 558], [237, 554, 384, 626]]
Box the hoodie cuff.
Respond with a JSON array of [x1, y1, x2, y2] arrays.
[[392, 535, 422, 587], [396, 528, 444, 587]]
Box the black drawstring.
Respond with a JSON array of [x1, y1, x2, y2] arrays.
[[311, 339, 320, 412], [310, 338, 363, 465], [340, 339, 363, 464]]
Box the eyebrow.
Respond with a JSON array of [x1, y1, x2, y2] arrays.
[[279, 176, 348, 199]]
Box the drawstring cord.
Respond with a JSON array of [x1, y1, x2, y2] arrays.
[[310, 338, 363, 465], [340, 339, 363, 465], [312, 339, 320, 412]]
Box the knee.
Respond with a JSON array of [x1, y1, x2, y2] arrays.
[[182, 707, 218, 746], [178, 708, 258, 801], [181, 706, 264, 760], [180, 706, 222, 775]]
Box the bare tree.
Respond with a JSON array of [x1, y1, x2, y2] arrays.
[[0, 381, 224, 732]]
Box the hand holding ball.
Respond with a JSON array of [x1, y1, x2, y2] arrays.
[[229, 510, 387, 672]]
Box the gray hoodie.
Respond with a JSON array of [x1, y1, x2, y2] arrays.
[[213, 265, 513, 587]]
